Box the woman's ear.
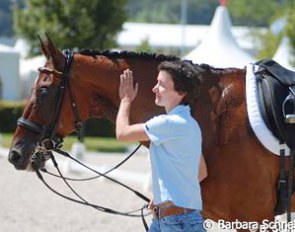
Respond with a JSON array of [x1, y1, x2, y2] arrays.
[[178, 91, 187, 99]]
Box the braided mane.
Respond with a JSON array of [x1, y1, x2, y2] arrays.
[[78, 49, 180, 62], [77, 49, 243, 84]]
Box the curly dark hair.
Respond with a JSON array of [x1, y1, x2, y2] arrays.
[[158, 60, 201, 108]]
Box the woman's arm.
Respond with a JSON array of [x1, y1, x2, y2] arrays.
[[116, 69, 149, 142]]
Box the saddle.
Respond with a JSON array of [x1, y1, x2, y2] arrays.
[[254, 59, 295, 217], [255, 59, 295, 148]]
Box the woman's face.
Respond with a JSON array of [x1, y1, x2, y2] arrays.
[[152, 70, 185, 112]]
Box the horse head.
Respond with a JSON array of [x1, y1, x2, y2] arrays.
[[8, 35, 78, 170]]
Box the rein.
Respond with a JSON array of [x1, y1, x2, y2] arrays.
[[35, 147, 149, 217], [41, 143, 142, 181], [16, 49, 150, 231]]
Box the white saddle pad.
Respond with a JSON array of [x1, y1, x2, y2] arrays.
[[246, 64, 290, 156]]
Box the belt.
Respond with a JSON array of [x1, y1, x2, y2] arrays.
[[153, 204, 195, 218]]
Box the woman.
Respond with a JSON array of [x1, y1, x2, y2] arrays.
[[116, 60, 207, 232]]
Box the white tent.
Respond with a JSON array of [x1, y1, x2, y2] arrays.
[[13, 38, 46, 98], [118, 22, 208, 49], [117, 22, 263, 55], [183, 5, 254, 68], [14, 38, 30, 58], [273, 37, 295, 71], [0, 43, 20, 100], [19, 55, 46, 98]]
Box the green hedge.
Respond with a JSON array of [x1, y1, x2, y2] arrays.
[[0, 101, 25, 133], [0, 100, 115, 137], [84, 118, 115, 137]]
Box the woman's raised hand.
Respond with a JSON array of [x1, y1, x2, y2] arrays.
[[119, 69, 139, 102]]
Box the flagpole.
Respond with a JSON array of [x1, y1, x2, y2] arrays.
[[180, 0, 187, 56]]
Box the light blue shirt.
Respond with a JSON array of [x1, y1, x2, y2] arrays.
[[144, 105, 202, 210]]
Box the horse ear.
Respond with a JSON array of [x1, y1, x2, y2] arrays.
[[37, 34, 50, 59], [44, 33, 65, 71]]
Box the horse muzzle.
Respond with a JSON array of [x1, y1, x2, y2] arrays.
[[8, 149, 30, 170], [8, 143, 51, 171]]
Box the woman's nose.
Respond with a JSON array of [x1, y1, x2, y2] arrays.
[[152, 85, 158, 93]]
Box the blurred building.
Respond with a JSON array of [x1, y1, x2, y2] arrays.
[[273, 37, 295, 71], [0, 4, 294, 100], [0, 43, 20, 101]]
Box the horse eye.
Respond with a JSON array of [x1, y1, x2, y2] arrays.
[[39, 87, 48, 98]]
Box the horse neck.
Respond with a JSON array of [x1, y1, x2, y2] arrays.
[[195, 67, 246, 148], [70, 54, 162, 124]]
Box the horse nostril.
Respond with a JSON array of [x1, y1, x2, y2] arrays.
[[9, 150, 22, 165]]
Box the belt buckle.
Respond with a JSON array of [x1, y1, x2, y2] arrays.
[[153, 207, 160, 218]]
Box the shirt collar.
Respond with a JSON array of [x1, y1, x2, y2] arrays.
[[168, 104, 190, 115]]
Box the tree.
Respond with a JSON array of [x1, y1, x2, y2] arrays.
[[125, 0, 218, 25], [13, 0, 127, 55], [227, 0, 285, 26], [125, 0, 287, 26], [286, 0, 295, 58], [0, 0, 14, 37], [227, 0, 294, 59]]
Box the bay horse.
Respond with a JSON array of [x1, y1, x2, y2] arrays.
[[8, 36, 294, 229]]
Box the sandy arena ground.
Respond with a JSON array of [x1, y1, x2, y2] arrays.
[[0, 146, 154, 232], [2, 145, 290, 232]]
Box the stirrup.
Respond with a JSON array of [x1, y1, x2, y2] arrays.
[[285, 114, 295, 123]]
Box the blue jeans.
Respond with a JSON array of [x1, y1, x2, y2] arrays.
[[148, 210, 206, 232]]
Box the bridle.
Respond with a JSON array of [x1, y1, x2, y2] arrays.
[[16, 49, 150, 231], [17, 49, 81, 150]]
